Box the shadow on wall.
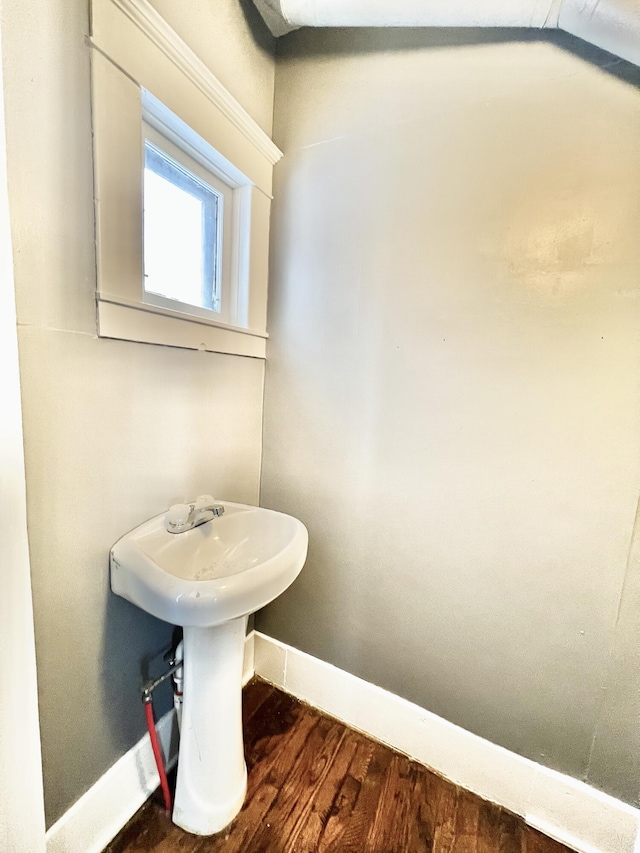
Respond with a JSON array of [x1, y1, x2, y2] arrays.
[[239, 0, 276, 56], [100, 592, 174, 762], [276, 25, 640, 89]]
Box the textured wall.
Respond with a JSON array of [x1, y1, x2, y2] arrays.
[[259, 28, 640, 803], [0, 0, 273, 827]]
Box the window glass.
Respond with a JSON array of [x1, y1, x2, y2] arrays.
[[143, 141, 222, 312]]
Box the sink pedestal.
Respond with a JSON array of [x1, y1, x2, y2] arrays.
[[172, 616, 248, 835]]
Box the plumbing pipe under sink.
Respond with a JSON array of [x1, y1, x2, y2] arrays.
[[173, 640, 183, 732]]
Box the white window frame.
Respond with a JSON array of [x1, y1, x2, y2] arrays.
[[90, 0, 282, 359], [143, 130, 226, 320], [142, 113, 239, 327]]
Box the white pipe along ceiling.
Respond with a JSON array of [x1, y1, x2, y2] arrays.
[[252, 0, 640, 67]]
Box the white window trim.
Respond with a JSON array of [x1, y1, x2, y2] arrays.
[[140, 92, 251, 331], [143, 127, 229, 322], [90, 0, 282, 358]]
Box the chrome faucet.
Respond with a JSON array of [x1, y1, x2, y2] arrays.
[[166, 495, 225, 534]]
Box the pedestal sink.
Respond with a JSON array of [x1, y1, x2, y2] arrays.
[[110, 500, 308, 835]]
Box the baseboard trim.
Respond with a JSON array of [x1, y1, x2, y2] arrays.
[[46, 631, 256, 853], [253, 631, 640, 853], [46, 708, 177, 853]]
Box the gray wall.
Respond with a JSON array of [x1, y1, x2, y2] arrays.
[[259, 28, 640, 804], [1, 0, 274, 827]]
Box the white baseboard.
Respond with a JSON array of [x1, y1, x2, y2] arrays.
[[46, 707, 177, 853], [46, 632, 256, 853], [243, 628, 255, 686], [254, 631, 640, 853]]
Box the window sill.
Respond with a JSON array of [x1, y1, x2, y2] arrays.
[[97, 297, 267, 358]]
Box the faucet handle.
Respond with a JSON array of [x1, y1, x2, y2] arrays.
[[195, 494, 215, 508], [167, 503, 191, 528]]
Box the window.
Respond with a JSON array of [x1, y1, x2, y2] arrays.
[[142, 123, 237, 325], [90, 0, 282, 358], [144, 140, 222, 314]]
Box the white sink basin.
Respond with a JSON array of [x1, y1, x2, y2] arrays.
[[110, 500, 308, 627], [109, 499, 308, 836]]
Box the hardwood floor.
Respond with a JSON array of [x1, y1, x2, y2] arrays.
[[105, 679, 570, 853]]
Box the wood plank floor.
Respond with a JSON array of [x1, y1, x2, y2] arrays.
[[105, 678, 571, 853]]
